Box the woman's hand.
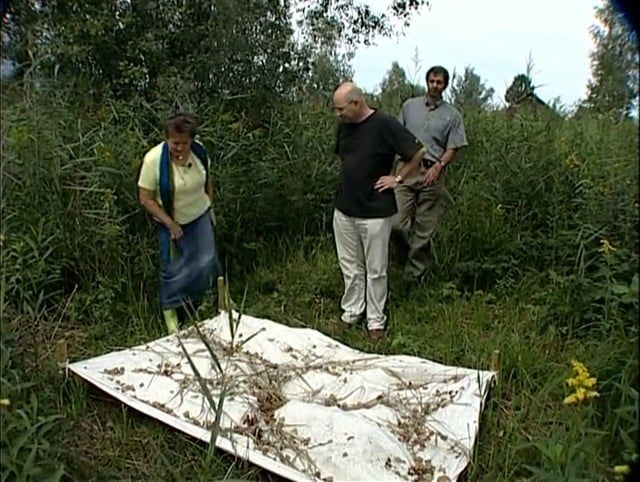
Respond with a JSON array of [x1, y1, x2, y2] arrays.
[[138, 188, 183, 239], [168, 221, 183, 240]]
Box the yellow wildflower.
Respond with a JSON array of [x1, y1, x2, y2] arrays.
[[585, 389, 599, 399], [563, 387, 599, 405], [0, 399, 9, 408], [613, 465, 630, 475], [563, 360, 599, 405], [599, 239, 616, 256], [563, 393, 580, 405], [570, 359, 588, 374], [566, 375, 597, 389]]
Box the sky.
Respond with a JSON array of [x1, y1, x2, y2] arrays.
[[350, 0, 602, 108]]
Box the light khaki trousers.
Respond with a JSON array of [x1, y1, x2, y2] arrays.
[[392, 167, 445, 281], [333, 208, 392, 330]]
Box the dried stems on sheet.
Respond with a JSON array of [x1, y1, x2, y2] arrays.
[[99, 314, 477, 482]]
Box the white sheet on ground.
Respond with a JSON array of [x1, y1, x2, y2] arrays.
[[69, 311, 495, 482]]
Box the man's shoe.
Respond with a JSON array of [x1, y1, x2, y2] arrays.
[[331, 317, 356, 336], [369, 329, 386, 341]]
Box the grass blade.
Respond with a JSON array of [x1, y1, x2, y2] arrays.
[[234, 327, 266, 350], [190, 320, 224, 375], [177, 337, 222, 453], [208, 386, 227, 457]]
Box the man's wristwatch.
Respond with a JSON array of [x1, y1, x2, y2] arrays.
[[395, 174, 403, 185]]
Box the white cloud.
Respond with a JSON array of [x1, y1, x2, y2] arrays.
[[351, 0, 602, 106]]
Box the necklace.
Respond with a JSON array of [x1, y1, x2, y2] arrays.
[[173, 161, 189, 186], [171, 154, 189, 167]]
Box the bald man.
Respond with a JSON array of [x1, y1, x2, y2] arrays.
[[332, 82, 425, 341]]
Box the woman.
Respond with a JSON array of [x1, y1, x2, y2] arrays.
[[137, 112, 219, 334]]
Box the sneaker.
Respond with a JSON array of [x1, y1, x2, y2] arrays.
[[163, 309, 179, 335]]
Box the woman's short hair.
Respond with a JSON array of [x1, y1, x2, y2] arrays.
[[165, 112, 197, 138]]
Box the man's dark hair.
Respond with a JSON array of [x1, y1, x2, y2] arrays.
[[425, 66, 450, 88], [165, 112, 197, 138]]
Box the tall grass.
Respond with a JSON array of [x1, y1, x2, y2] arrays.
[[1, 80, 638, 480], [437, 110, 637, 285]]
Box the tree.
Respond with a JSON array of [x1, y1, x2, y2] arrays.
[[294, 13, 354, 103], [504, 73, 559, 120], [505, 74, 538, 106], [296, 0, 430, 46], [376, 61, 424, 114], [4, 0, 430, 108], [581, 0, 639, 119], [5, 0, 301, 111], [448, 66, 494, 111]]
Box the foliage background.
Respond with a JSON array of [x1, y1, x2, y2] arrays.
[[1, 1, 638, 480]]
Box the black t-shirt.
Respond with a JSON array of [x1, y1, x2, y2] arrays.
[[334, 110, 422, 218]]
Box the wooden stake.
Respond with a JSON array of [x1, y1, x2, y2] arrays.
[[52, 339, 68, 364], [491, 349, 501, 375], [217, 276, 226, 312]]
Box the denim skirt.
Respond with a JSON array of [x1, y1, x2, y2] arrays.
[[157, 210, 219, 309]]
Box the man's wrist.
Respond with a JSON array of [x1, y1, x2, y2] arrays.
[[394, 174, 404, 185]]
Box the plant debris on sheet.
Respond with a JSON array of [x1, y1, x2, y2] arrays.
[[69, 311, 495, 482]]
